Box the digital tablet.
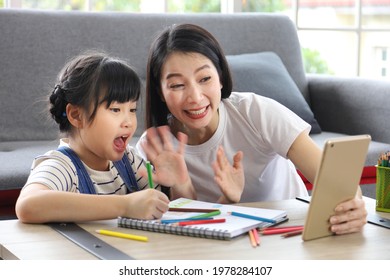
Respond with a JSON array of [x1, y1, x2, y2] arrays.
[[302, 134, 371, 241]]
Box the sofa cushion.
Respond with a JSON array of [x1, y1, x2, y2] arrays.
[[226, 52, 321, 134], [0, 141, 59, 190]]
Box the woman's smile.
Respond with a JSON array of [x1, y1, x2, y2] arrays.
[[184, 105, 209, 119]]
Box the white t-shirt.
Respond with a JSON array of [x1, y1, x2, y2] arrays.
[[25, 139, 151, 194], [137, 92, 310, 202]]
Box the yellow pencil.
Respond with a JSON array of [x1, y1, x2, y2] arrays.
[[96, 229, 148, 242]]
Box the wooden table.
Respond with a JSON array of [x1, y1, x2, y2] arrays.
[[0, 197, 389, 260]]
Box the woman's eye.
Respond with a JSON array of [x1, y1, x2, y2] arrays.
[[170, 83, 184, 89], [200, 76, 211, 83]]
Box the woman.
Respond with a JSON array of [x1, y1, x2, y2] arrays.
[[137, 23, 367, 235]]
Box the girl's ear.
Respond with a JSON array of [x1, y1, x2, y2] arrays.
[[66, 103, 84, 128]]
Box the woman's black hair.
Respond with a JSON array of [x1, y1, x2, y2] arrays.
[[145, 23, 233, 128], [49, 50, 141, 134]]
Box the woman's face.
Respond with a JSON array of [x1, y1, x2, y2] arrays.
[[160, 52, 222, 138]]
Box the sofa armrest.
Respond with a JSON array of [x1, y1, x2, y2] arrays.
[[308, 74, 390, 143]]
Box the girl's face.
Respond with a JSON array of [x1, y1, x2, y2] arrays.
[[75, 100, 137, 171], [160, 52, 222, 143]]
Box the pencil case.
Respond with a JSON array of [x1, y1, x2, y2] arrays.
[[376, 165, 390, 212]]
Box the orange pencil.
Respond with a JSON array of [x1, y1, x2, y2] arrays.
[[248, 229, 257, 247]]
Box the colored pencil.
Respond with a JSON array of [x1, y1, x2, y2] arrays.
[[252, 228, 261, 246], [230, 211, 276, 224], [146, 161, 153, 189], [160, 218, 213, 224], [281, 229, 304, 238], [260, 226, 304, 235], [178, 218, 226, 226], [248, 229, 257, 247], [168, 208, 218, 213], [189, 210, 221, 219], [96, 229, 148, 242]]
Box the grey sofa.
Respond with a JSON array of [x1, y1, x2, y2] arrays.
[[1, 9, 390, 212]]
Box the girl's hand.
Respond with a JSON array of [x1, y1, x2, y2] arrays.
[[123, 189, 170, 220], [329, 192, 367, 234], [140, 126, 196, 199], [212, 146, 244, 203]]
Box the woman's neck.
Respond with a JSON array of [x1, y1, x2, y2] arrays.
[[169, 111, 219, 146]]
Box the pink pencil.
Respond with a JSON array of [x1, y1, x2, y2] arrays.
[[252, 228, 261, 246]]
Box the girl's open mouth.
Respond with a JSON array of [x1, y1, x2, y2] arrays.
[[114, 135, 128, 152]]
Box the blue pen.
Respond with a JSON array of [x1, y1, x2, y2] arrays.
[[230, 211, 276, 224]]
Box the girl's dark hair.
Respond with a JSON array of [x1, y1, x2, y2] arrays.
[[146, 23, 233, 128], [49, 51, 141, 133]]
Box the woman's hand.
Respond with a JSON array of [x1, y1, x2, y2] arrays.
[[212, 146, 244, 203], [329, 190, 367, 234]]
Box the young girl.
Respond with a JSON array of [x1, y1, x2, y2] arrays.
[[138, 23, 367, 235], [16, 51, 193, 223]]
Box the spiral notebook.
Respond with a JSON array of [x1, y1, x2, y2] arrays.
[[117, 198, 288, 240]]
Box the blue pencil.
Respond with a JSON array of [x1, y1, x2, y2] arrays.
[[230, 211, 276, 224], [160, 218, 214, 224]]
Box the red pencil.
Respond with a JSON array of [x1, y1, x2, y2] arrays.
[[177, 218, 226, 226], [281, 229, 303, 238], [261, 225, 304, 231], [260, 226, 304, 235]]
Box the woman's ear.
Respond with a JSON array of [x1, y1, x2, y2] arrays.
[[66, 103, 84, 128]]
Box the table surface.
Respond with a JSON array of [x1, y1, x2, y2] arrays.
[[0, 197, 389, 260]]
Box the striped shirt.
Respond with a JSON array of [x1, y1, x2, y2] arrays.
[[24, 139, 155, 194]]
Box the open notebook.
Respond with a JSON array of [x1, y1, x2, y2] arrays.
[[118, 198, 287, 240]]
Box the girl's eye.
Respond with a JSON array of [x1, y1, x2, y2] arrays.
[[130, 108, 137, 113], [110, 108, 120, 113]]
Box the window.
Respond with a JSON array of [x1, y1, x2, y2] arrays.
[[3, 0, 390, 79], [374, 47, 390, 78]]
